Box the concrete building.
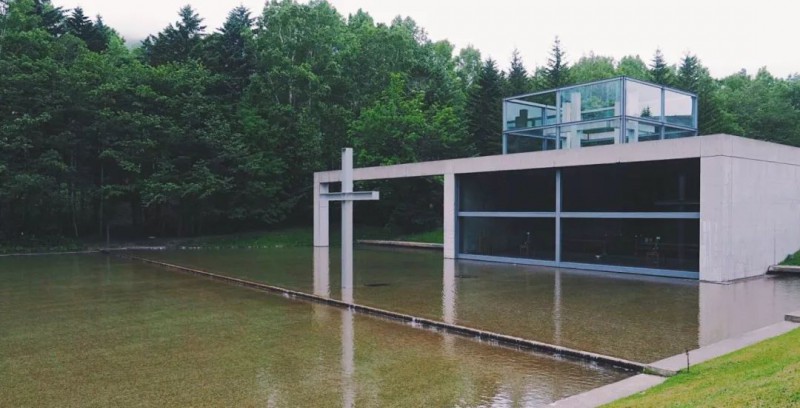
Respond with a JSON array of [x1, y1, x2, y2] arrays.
[[314, 78, 800, 282]]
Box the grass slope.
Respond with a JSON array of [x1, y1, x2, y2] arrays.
[[782, 249, 800, 266], [606, 328, 800, 407], [177, 226, 444, 248]]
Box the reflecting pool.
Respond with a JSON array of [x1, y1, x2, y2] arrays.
[[128, 246, 800, 363], [0, 254, 627, 407]]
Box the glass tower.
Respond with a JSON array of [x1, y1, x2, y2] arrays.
[[502, 77, 698, 154]]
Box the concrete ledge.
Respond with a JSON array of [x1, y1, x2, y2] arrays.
[[768, 264, 800, 274], [549, 374, 665, 408], [356, 240, 443, 250], [647, 320, 800, 376], [786, 310, 800, 323], [104, 250, 645, 373], [103, 246, 167, 251]]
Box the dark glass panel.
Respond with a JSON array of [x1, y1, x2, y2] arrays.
[[561, 159, 700, 212], [561, 218, 699, 271], [505, 129, 560, 153], [459, 169, 556, 212], [459, 217, 556, 261]]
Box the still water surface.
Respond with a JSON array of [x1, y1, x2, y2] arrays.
[[130, 246, 800, 363], [0, 254, 627, 407]]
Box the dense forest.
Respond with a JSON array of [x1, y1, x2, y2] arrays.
[[1, 0, 799, 244]]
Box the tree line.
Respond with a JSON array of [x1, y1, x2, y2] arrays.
[[1, 0, 799, 244]]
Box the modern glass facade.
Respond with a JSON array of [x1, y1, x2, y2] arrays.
[[457, 159, 701, 278], [503, 78, 698, 154]]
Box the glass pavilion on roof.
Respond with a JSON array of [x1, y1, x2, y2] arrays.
[[502, 77, 698, 154]]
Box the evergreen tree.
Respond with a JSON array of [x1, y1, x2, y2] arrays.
[[65, 7, 107, 52], [33, 0, 64, 36], [140, 5, 206, 65], [544, 36, 569, 88], [650, 48, 672, 85], [202, 6, 254, 96], [466, 58, 504, 155], [677, 54, 728, 135], [505, 48, 530, 96]]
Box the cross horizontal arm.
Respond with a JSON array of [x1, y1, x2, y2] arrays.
[[321, 191, 380, 202]]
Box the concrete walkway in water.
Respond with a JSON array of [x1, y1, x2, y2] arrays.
[[356, 240, 443, 250], [769, 264, 800, 275], [550, 315, 800, 407]]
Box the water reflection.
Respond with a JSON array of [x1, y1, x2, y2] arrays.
[[313, 247, 330, 298], [1, 254, 630, 407], [698, 276, 800, 346], [442, 259, 457, 355], [127, 247, 800, 363], [341, 309, 355, 408], [554, 270, 562, 345], [442, 259, 457, 324]]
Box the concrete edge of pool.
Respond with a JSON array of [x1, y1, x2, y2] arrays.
[[102, 250, 647, 374]]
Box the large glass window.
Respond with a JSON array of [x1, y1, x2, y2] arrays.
[[626, 81, 662, 119], [561, 159, 700, 212], [460, 217, 556, 260], [505, 132, 559, 153], [626, 120, 662, 143], [664, 126, 696, 139], [664, 90, 695, 127], [561, 218, 699, 271], [459, 169, 556, 212], [561, 119, 621, 149], [559, 80, 622, 123]]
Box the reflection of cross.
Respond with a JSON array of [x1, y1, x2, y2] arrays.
[[319, 148, 379, 302]]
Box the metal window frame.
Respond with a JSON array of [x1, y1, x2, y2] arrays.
[[454, 164, 701, 279]]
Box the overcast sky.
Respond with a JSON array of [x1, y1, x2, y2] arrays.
[[53, 0, 799, 78]]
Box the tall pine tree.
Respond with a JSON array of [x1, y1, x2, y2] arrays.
[[466, 58, 504, 156], [140, 5, 206, 65], [505, 48, 530, 96], [677, 54, 728, 135], [543, 36, 569, 88], [650, 48, 672, 85]]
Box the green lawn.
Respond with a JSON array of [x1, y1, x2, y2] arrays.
[[0, 236, 86, 254], [782, 249, 800, 266], [176, 226, 444, 248], [606, 328, 800, 407], [392, 229, 444, 244]]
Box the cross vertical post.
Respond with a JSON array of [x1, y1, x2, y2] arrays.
[[316, 148, 379, 303], [341, 148, 354, 301]]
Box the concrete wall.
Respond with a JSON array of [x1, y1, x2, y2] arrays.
[[315, 134, 800, 282], [700, 136, 800, 281]]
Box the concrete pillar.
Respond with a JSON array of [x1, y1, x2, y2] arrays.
[[341, 148, 354, 300], [443, 173, 456, 259], [313, 174, 329, 247]]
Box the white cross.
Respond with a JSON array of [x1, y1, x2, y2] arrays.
[[319, 148, 379, 302]]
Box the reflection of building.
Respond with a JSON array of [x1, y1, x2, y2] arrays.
[[314, 78, 800, 282]]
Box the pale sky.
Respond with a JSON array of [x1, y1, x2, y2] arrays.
[[54, 0, 799, 78]]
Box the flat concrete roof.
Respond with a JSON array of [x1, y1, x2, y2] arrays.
[[314, 134, 800, 183]]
